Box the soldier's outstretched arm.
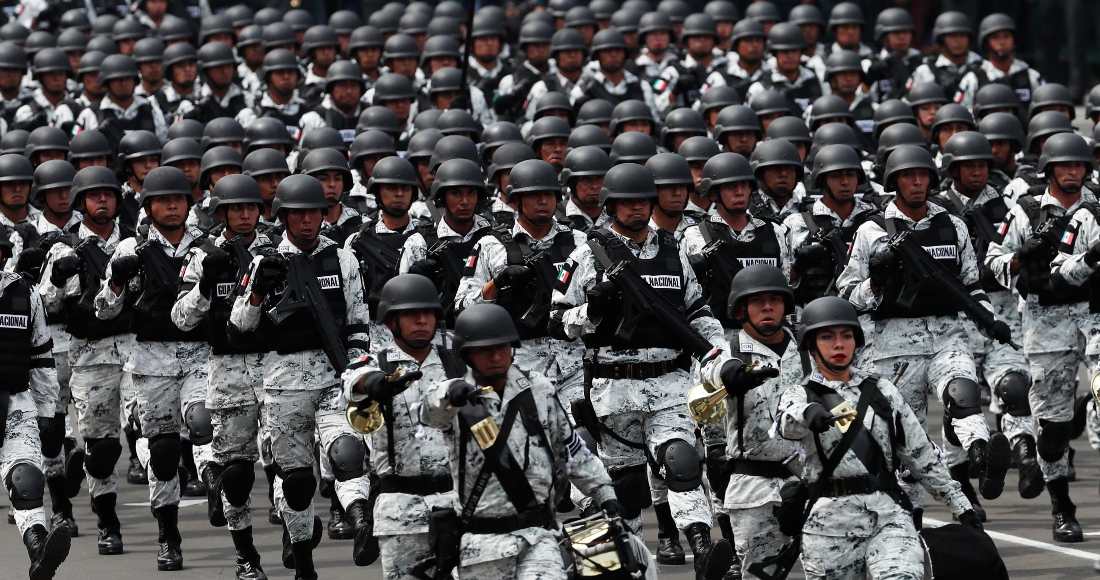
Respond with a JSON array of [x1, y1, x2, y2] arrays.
[[543, 377, 617, 504], [419, 377, 464, 431], [228, 254, 265, 334], [776, 384, 813, 442], [342, 354, 384, 405], [984, 203, 1029, 290]]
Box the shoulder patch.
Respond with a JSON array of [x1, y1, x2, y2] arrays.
[[463, 253, 477, 276], [1059, 220, 1080, 253], [554, 258, 578, 293]]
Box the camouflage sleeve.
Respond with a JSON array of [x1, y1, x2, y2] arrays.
[[338, 247, 371, 359], [679, 247, 725, 348], [908, 64, 935, 86], [37, 243, 78, 314], [777, 382, 813, 442], [1052, 205, 1100, 286], [170, 246, 211, 332], [228, 254, 265, 333], [94, 237, 138, 320], [541, 374, 616, 505], [454, 235, 506, 313], [27, 287, 59, 418], [419, 376, 463, 431], [956, 71, 978, 110], [341, 353, 384, 404], [396, 232, 428, 274], [984, 203, 1028, 290], [772, 221, 793, 283], [836, 221, 885, 312], [550, 243, 600, 340]]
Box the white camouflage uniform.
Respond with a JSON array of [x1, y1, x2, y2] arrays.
[[956, 58, 1044, 112], [74, 94, 169, 142]]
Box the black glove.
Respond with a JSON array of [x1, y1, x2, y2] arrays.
[[600, 499, 625, 519], [989, 319, 1013, 345], [250, 254, 286, 297], [586, 280, 619, 312], [198, 248, 233, 298], [957, 509, 983, 530], [363, 370, 424, 401], [705, 444, 728, 478], [110, 254, 141, 287], [408, 257, 442, 281], [720, 360, 780, 395], [493, 264, 531, 289], [446, 380, 480, 407], [865, 58, 890, 82], [868, 249, 899, 288], [50, 255, 80, 287], [804, 403, 834, 433], [16, 246, 47, 276], [1085, 241, 1100, 267], [1016, 237, 1047, 263], [673, 72, 697, 96], [793, 243, 832, 274]]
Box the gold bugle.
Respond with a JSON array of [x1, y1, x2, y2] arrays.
[[687, 381, 728, 425], [1091, 372, 1100, 407], [346, 367, 416, 434]]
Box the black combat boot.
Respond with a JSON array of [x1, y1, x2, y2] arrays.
[[180, 441, 206, 497], [281, 516, 323, 569], [972, 432, 1011, 500], [327, 493, 354, 540], [230, 527, 268, 580], [45, 477, 77, 537], [1014, 436, 1044, 499], [948, 463, 987, 521], [291, 539, 318, 580], [154, 505, 184, 571], [24, 522, 70, 580], [346, 499, 380, 566], [204, 463, 227, 527], [63, 443, 85, 498], [123, 426, 147, 485], [1048, 478, 1083, 543], [714, 513, 741, 580], [92, 493, 123, 555], [264, 465, 281, 525], [654, 502, 685, 565], [685, 523, 733, 580]]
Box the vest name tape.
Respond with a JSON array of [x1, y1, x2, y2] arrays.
[[793, 98, 810, 111], [641, 274, 682, 290], [855, 119, 875, 133], [737, 257, 778, 267], [339, 129, 356, 143], [921, 244, 957, 260], [317, 275, 341, 290], [215, 282, 235, 298], [0, 314, 28, 329]]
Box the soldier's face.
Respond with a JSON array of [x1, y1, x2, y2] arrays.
[[42, 187, 71, 215], [619, 120, 651, 135], [172, 60, 198, 86], [525, 43, 550, 65], [736, 36, 765, 62], [314, 170, 345, 205], [670, 134, 691, 153], [834, 24, 861, 48], [518, 189, 557, 224], [986, 30, 1014, 57], [444, 186, 479, 220], [573, 175, 603, 207], [144, 0, 167, 17], [717, 21, 734, 42], [139, 60, 164, 85], [414, 158, 434, 191], [379, 183, 412, 212], [67, 51, 84, 73], [713, 181, 751, 212], [40, 71, 68, 96], [952, 160, 989, 194], [331, 80, 363, 110], [774, 50, 801, 74], [208, 165, 241, 191], [118, 39, 137, 55], [473, 36, 501, 61], [609, 197, 653, 230], [383, 99, 411, 122], [147, 194, 188, 228], [242, 45, 265, 67], [255, 173, 286, 202], [687, 36, 715, 59], [82, 189, 117, 224], [206, 64, 235, 89], [0, 67, 23, 92], [355, 47, 382, 70], [77, 156, 109, 170], [169, 159, 200, 189], [799, 24, 820, 46], [466, 343, 512, 380], [33, 150, 66, 165], [129, 155, 159, 183], [758, 112, 785, 132], [689, 161, 705, 190], [894, 168, 930, 205], [813, 325, 856, 368], [573, 25, 597, 46], [312, 46, 337, 68], [937, 122, 972, 150], [739, 292, 786, 335], [598, 48, 626, 73], [829, 70, 861, 96], [429, 56, 458, 74], [761, 165, 795, 196], [884, 31, 912, 52], [916, 103, 940, 128], [724, 130, 756, 155], [269, 69, 298, 96], [656, 184, 688, 216], [387, 308, 437, 345], [556, 49, 585, 73], [0, 181, 28, 208], [622, 31, 638, 50], [989, 139, 1015, 166], [539, 137, 568, 170], [645, 30, 671, 54], [219, 202, 260, 236], [284, 207, 323, 240], [942, 33, 970, 58], [824, 169, 858, 200], [1051, 162, 1086, 195], [358, 154, 386, 179]]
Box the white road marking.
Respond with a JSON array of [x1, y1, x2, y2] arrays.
[[123, 499, 207, 508], [926, 518, 1100, 561]]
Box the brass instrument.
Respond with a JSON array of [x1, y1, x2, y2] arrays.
[[346, 367, 417, 434], [1091, 371, 1100, 407], [687, 360, 766, 425], [561, 513, 635, 578]]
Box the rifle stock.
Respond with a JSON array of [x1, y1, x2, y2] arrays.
[[604, 260, 713, 357]]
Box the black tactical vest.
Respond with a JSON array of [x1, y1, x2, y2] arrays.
[[270, 244, 348, 355], [972, 66, 1033, 125], [11, 97, 84, 134], [699, 219, 782, 326], [322, 214, 363, 247], [572, 76, 647, 111], [794, 211, 868, 305], [925, 56, 975, 99], [584, 228, 687, 350], [0, 278, 38, 394], [182, 90, 249, 124], [1017, 194, 1096, 307], [756, 73, 823, 116], [850, 98, 877, 152], [419, 224, 490, 326], [932, 188, 1010, 293], [94, 102, 157, 157], [257, 103, 305, 141], [352, 220, 414, 316], [871, 212, 963, 319], [319, 106, 357, 146], [61, 228, 135, 340], [129, 237, 206, 342], [874, 52, 921, 101], [490, 229, 575, 339], [200, 239, 276, 355]]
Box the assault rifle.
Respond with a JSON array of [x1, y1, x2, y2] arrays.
[[133, 240, 182, 314], [886, 231, 1020, 349], [351, 233, 401, 288], [426, 240, 466, 319], [517, 250, 555, 331], [224, 237, 254, 288], [73, 237, 110, 312], [267, 254, 349, 377], [700, 237, 741, 295]]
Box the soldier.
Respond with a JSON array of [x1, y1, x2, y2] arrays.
[[694, 265, 801, 579], [713, 106, 762, 157], [653, 14, 727, 115], [0, 155, 41, 267], [987, 133, 1094, 542], [299, 61, 366, 146], [708, 18, 768, 98], [369, 74, 419, 147], [230, 174, 371, 579], [634, 12, 678, 86], [559, 146, 612, 233], [95, 166, 211, 571], [572, 29, 659, 120], [865, 8, 921, 102], [170, 174, 274, 580], [12, 48, 80, 133], [748, 139, 810, 222], [646, 153, 698, 240], [785, 145, 876, 306], [745, 23, 825, 118], [299, 25, 342, 108], [526, 117, 572, 173], [131, 38, 165, 101], [549, 163, 734, 579], [175, 42, 252, 124], [465, 13, 512, 96], [74, 55, 169, 152], [820, 51, 876, 152], [909, 12, 983, 101], [235, 49, 308, 140], [979, 112, 1028, 193], [348, 26, 384, 91], [836, 145, 1012, 527], [493, 21, 555, 124], [905, 82, 948, 146], [157, 139, 204, 231], [931, 132, 1041, 509], [480, 143, 534, 231], [111, 130, 160, 232], [68, 131, 112, 172], [300, 148, 360, 247], [777, 296, 980, 579], [524, 28, 588, 123], [420, 303, 658, 579], [39, 166, 133, 557], [423, 67, 494, 130], [73, 52, 108, 112], [957, 14, 1043, 113], [154, 43, 199, 119], [0, 43, 33, 128], [341, 274, 459, 578], [678, 136, 721, 219]]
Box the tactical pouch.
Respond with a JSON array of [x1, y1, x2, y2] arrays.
[[774, 478, 809, 538], [428, 507, 461, 577]]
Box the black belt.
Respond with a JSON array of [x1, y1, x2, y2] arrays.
[[465, 507, 551, 535], [729, 459, 791, 479], [820, 473, 899, 498], [379, 475, 454, 496], [590, 353, 691, 380]]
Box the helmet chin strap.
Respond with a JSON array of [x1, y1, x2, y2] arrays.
[[611, 214, 648, 232], [392, 323, 431, 349], [813, 345, 851, 373], [824, 185, 855, 206], [748, 320, 782, 338]]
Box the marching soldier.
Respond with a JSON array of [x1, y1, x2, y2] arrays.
[[746, 23, 825, 118], [778, 296, 981, 579], [646, 153, 698, 240], [987, 133, 1095, 542], [298, 61, 366, 145], [170, 175, 275, 580], [342, 274, 460, 579], [235, 49, 309, 137], [957, 14, 1043, 114], [301, 148, 361, 247], [549, 163, 734, 580], [866, 8, 921, 102], [95, 166, 211, 571], [74, 55, 169, 152], [230, 174, 372, 580], [571, 29, 659, 120], [748, 139, 811, 222], [559, 146, 612, 233], [524, 28, 589, 124], [909, 12, 982, 101], [175, 42, 252, 124], [836, 145, 1012, 527], [708, 18, 769, 98]]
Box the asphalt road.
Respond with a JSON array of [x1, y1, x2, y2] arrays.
[[2, 398, 1100, 580]]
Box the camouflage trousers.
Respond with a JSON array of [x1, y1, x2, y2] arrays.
[[42, 352, 72, 480], [729, 502, 789, 580], [132, 366, 208, 509], [265, 385, 369, 543], [596, 408, 712, 530], [70, 363, 127, 499], [208, 353, 266, 532], [800, 506, 923, 580], [1027, 350, 1080, 481], [967, 318, 1036, 449], [379, 532, 432, 580], [2, 391, 48, 537], [458, 528, 566, 580]]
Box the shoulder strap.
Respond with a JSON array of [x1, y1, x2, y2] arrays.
[[800, 210, 819, 236]]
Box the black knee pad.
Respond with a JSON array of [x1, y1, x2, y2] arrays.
[[993, 372, 1032, 417], [327, 435, 366, 482], [944, 377, 982, 419], [148, 433, 183, 482], [5, 463, 44, 510], [84, 437, 123, 480], [282, 468, 317, 512], [1038, 419, 1073, 463], [184, 403, 213, 446], [657, 438, 703, 493], [608, 464, 651, 519], [222, 460, 257, 508]]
